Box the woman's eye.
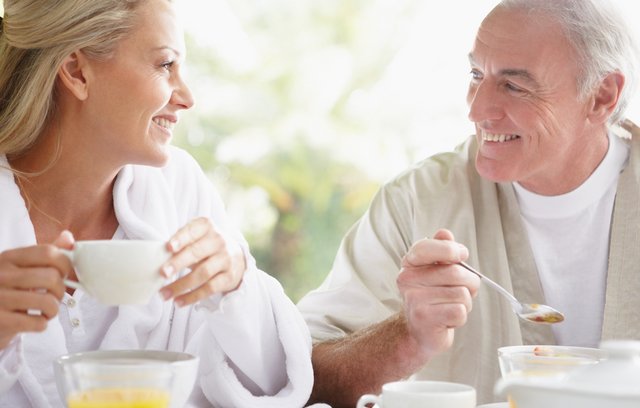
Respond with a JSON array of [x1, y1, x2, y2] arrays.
[[161, 61, 174, 71]]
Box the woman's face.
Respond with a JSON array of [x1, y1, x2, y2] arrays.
[[82, 0, 194, 168]]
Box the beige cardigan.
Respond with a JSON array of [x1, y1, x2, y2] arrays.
[[298, 120, 640, 404]]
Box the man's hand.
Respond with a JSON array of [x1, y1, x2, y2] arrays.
[[397, 228, 480, 358]]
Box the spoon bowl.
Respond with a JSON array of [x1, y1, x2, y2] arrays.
[[458, 261, 564, 324]]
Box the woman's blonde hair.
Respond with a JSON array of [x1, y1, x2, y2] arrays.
[[0, 0, 151, 156]]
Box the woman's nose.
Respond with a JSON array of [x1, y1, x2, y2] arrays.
[[173, 77, 195, 110]]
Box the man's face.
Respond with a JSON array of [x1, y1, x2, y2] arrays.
[[466, 7, 605, 195]]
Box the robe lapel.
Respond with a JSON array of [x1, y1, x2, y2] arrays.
[[602, 121, 640, 340], [497, 183, 556, 345]]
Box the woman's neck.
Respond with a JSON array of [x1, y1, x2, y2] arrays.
[[9, 132, 120, 243]]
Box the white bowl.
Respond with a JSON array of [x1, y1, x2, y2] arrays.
[[54, 350, 199, 408], [495, 341, 640, 408], [498, 345, 603, 379]]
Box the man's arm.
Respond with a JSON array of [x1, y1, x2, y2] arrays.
[[306, 230, 479, 408], [307, 313, 428, 408]]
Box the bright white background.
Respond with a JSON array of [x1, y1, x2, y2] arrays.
[[0, 1, 635, 181], [175, 0, 640, 182]]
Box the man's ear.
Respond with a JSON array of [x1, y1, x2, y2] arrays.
[[58, 51, 91, 101], [588, 71, 625, 125]]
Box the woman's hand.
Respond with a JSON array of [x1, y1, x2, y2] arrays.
[[160, 217, 246, 307], [0, 231, 74, 350]]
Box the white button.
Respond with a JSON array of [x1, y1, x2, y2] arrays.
[[71, 318, 80, 328], [66, 298, 76, 308]]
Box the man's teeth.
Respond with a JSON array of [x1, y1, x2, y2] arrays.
[[153, 118, 174, 130], [482, 133, 519, 142]]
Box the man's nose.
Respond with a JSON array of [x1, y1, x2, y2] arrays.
[[467, 81, 504, 124]]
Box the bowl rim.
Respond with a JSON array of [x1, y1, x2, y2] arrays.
[[498, 345, 604, 359], [55, 349, 199, 365]]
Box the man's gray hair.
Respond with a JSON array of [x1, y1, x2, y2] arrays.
[[500, 0, 639, 125]]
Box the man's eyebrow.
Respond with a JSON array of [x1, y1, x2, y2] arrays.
[[468, 53, 540, 87], [499, 68, 539, 87]]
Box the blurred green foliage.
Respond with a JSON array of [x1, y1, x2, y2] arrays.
[[170, 0, 421, 301], [174, 127, 379, 303], [227, 143, 379, 301]]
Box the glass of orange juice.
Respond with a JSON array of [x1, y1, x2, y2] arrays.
[[65, 359, 173, 408]]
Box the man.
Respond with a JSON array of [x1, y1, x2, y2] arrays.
[[297, 0, 640, 406]]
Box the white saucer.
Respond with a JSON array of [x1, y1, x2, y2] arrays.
[[476, 403, 508, 408]]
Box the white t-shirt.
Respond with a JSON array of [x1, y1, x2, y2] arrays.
[[513, 133, 629, 347]]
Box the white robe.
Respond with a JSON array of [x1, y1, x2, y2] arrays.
[[0, 146, 314, 407]]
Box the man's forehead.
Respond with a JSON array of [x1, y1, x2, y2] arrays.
[[469, 7, 576, 75], [477, 6, 569, 50]]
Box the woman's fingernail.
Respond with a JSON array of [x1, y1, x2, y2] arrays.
[[169, 239, 180, 252], [175, 299, 185, 307], [161, 264, 174, 278], [160, 288, 172, 300]]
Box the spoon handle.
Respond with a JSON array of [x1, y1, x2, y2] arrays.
[[458, 261, 522, 313]]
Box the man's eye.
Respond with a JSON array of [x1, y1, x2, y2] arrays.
[[505, 82, 525, 93], [161, 61, 174, 70], [470, 69, 483, 80]]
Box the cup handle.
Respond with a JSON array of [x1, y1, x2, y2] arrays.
[[59, 249, 85, 292], [356, 394, 381, 408]]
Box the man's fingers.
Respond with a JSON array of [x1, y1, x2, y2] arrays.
[[432, 228, 455, 241], [399, 285, 474, 313], [403, 239, 468, 267]]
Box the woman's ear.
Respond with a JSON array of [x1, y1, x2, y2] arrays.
[[57, 51, 90, 101], [588, 71, 625, 125]]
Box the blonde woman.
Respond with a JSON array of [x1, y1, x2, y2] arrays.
[[0, 0, 313, 406]]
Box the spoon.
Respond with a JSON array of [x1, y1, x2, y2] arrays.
[[458, 261, 564, 324]]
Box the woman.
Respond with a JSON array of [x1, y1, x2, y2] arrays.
[[0, 0, 313, 406]]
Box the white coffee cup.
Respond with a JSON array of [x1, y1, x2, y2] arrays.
[[356, 380, 476, 408], [61, 240, 170, 305]]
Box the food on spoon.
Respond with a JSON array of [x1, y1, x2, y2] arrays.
[[527, 312, 564, 324], [522, 304, 565, 324]]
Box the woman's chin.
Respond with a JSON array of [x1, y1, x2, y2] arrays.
[[132, 146, 172, 168]]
